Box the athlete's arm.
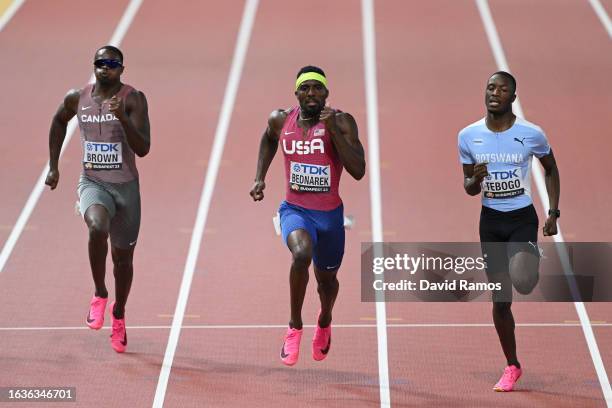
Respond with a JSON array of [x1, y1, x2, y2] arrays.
[[250, 109, 286, 201], [320, 108, 365, 180], [109, 90, 151, 157], [462, 163, 488, 196], [45, 89, 79, 190], [538, 150, 560, 236]]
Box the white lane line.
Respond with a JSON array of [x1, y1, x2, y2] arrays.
[[475, 1, 612, 405], [0, 0, 26, 33], [3, 322, 610, 331], [589, 0, 612, 39], [0, 0, 144, 274], [151, 1, 259, 407], [361, 0, 390, 407]]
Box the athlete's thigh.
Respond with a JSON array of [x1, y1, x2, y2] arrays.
[[507, 215, 540, 295], [108, 179, 141, 250], [78, 176, 116, 224], [279, 201, 317, 251], [312, 205, 344, 272]]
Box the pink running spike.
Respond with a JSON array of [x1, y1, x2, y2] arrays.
[[86, 295, 108, 330], [280, 327, 303, 366], [493, 365, 522, 392], [109, 302, 127, 353]]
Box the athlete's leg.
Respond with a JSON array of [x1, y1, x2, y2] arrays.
[[287, 229, 313, 330], [314, 266, 339, 328], [84, 205, 111, 298], [509, 250, 539, 295], [508, 208, 540, 295], [110, 245, 134, 319]]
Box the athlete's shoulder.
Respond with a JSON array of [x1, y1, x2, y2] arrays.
[[459, 117, 486, 134], [63, 88, 81, 112], [513, 117, 545, 136], [268, 108, 291, 128], [458, 117, 486, 141]]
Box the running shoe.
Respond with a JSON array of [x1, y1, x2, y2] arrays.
[[280, 327, 303, 366], [86, 295, 108, 330], [312, 313, 332, 361], [109, 302, 127, 353], [493, 365, 522, 392]]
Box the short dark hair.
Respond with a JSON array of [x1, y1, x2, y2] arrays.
[[296, 65, 326, 78], [490, 71, 516, 94], [96, 45, 124, 63]]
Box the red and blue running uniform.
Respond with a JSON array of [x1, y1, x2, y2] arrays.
[[279, 107, 344, 271]]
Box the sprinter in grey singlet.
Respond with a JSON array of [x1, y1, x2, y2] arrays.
[[45, 46, 150, 353]]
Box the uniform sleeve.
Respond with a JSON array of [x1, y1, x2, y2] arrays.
[[531, 128, 551, 158], [458, 131, 474, 164]]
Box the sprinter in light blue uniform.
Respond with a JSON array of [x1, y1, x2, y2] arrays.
[[458, 71, 560, 392], [459, 116, 551, 211]]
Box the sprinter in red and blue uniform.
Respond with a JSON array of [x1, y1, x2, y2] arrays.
[[250, 66, 365, 366]]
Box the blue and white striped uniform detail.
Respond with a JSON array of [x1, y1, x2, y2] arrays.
[[458, 117, 551, 212]]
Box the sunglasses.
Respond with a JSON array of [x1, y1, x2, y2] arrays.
[[94, 59, 123, 69]]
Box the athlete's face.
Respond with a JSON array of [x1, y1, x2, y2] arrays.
[[485, 74, 515, 114], [93, 49, 124, 86], [295, 80, 328, 116]]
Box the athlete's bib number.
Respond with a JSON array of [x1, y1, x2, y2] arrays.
[[482, 168, 524, 199], [83, 141, 122, 170], [289, 161, 330, 193]]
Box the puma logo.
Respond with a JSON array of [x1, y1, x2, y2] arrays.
[[514, 137, 526, 146]]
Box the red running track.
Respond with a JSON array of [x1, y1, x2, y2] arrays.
[[0, 1, 610, 407]]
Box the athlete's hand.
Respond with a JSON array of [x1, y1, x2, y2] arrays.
[[250, 180, 266, 201], [45, 168, 60, 190], [319, 105, 338, 132], [108, 95, 126, 120], [543, 216, 558, 236], [473, 162, 489, 182]]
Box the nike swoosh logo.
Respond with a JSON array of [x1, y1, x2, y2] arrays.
[[326, 265, 339, 270], [121, 331, 127, 346], [129, 241, 137, 246], [320, 336, 331, 355], [86, 311, 95, 323], [280, 343, 289, 359], [284, 131, 295, 135], [81, 106, 92, 111]]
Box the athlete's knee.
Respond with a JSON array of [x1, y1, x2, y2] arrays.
[[509, 253, 539, 295], [87, 220, 109, 241], [513, 274, 538, 295], [291, 246, 312, 269], [317, 275, 339, 293]]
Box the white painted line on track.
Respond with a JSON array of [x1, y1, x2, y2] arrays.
[[0, 0, 26, 33], [361, 0, 390, 407], [3, 322, 610, 331], [589, 0, 612, 39], [0, 0, 144, 274], [151, 1, 259, 407], [476, 1, 611, 405]]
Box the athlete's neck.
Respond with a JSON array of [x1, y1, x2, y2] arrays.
[[298, 111, 320, 129], [92, 81, 123, 100], [486, 110, 516, 133]]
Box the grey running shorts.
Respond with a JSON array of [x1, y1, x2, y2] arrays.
[[77, 175, 141, 249]]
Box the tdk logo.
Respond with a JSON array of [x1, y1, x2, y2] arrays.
[[487, 169, 519, 180], [87, 143, 119, 152], [293, 163, 328, 175], [283, 139, 324, 155]]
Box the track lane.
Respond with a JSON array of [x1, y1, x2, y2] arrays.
[[0, 0, 130, 247], [374, 0, 604, 406], [162, 0, 381, 406], [0, 2, 244, 406]]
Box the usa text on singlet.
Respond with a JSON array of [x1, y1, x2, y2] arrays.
[[280, 107, 343, 211]]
